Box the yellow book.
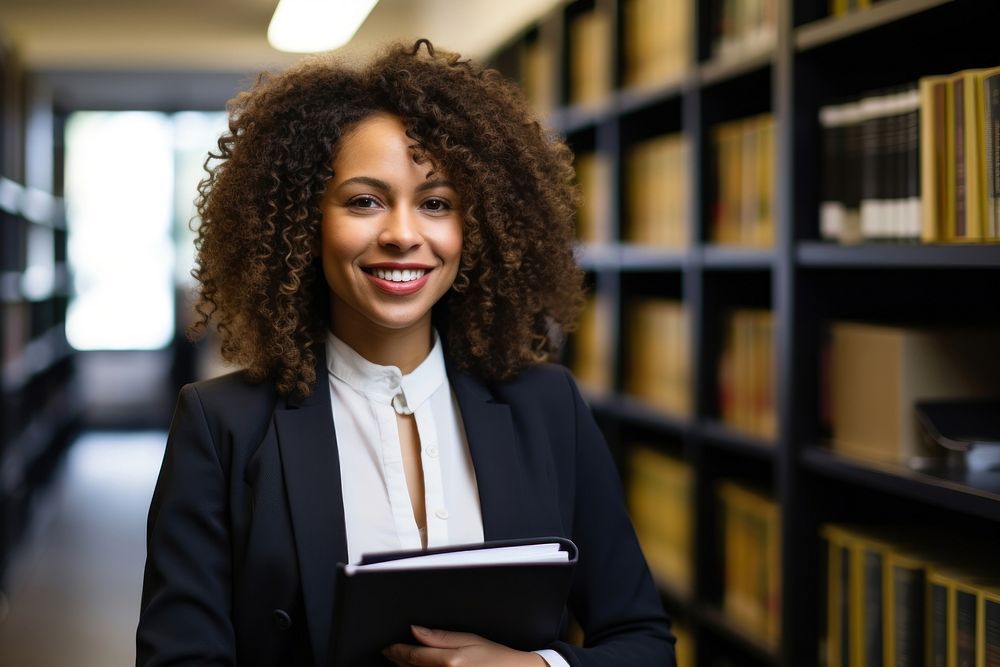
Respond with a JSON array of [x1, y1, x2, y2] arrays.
[[821, 525, 855, 666], [718, 480, 780, 644], [569, 9, 612, 106], [962, 70, 986, 240], [572, 295, 612, 393], [979, 584, 1000, 667], [627, 446, 693, 589], [575, 152, 611, 244], [919, 75, 950, 243]]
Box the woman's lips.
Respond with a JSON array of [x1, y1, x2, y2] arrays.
[[363, 268, 432, 295]]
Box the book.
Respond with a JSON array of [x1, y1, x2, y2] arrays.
[[329, 537, 577, 665], [981, 66, 1000, 241], [627, 446, 693, 590]]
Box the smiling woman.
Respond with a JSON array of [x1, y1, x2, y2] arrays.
[[137, 39, 677, 667]]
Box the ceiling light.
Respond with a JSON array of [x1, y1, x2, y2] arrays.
[[267, 0, 379, 53]]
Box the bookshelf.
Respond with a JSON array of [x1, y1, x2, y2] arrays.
[[0, 40, 78, 583], [492, 0, 1000, 664]]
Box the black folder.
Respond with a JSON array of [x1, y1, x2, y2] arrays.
[[328, 536, 578, 666]]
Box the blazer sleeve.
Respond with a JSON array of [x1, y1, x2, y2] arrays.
[[136, 384, 236, 666], [548, 370, 677, 666]]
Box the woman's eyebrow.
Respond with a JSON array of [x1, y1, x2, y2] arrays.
[[337, 176, 391, 192], [415, 179, 455, 193]]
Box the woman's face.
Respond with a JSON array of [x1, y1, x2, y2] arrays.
[[320, 113, 463, 340]]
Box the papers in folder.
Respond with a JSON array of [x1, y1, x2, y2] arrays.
[[344, 541, 569, 574], [330, 536, 578, 666]]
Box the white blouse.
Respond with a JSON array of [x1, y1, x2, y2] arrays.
[[325, 331, 569, 667]]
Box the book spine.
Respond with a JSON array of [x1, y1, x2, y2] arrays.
[[906, 88, 921, 241], [954, 76, 967, 239], [890, 562, 925, 666], [985, 595, 1000, 667], [956, 588, 976, 667], [984, 72, 1000, 241], [930, 581, 949, 667], [862, 548, 884, 666]]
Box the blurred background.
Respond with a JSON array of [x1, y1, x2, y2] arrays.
[[0, 1, 559, 664]]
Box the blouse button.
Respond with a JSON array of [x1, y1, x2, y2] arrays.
[[273, 608, 292, 631], [424, 445, 439, 458], [435, 508, 449, 520]]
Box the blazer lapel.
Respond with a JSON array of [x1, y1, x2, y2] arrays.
[[274, 363, 347, 667], [448, 367, 546, 542]]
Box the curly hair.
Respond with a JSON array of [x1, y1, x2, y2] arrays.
[[191, 40, 584, 396]]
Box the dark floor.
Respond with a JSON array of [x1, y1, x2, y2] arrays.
[[0, 431, 165, 667]]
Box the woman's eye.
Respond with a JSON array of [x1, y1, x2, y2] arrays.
[[349, 196, 380, 209], [422, 198, 451, 212]]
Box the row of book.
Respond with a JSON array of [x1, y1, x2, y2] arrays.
[[626, 447, 772, 660], [622, 0, 691, 89], [568, 9, 612, 106], [571, 295, 613, 394], [826, 321, 1000, 468], [711, 114, 776, 248], [818, 86, 921, 243], [718, 308, 776, 439], [625, 299, 692, 416], [712, 0, 777, 62], [625, 133, 690, 248], [718, 479, 781, 647], [819, 64, 1000, 244], [821, 524, 999, 666], [520, 39, 555, 118], [574, 152, 612, 245], [628, 445, 693, 591], [922, 66, 1000, 243]]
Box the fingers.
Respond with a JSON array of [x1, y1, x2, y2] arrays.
[[382, 642, 450, 666], [383, 628, 493, 666], [410, 625, 486, 649]]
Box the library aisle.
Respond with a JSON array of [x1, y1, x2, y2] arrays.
[[0, 432, 164, 666]]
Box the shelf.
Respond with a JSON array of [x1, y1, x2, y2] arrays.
[[801, 447, 1000, 522], [576, 243, 692, 271], [701, 245, 775, 270], [795, 0, 955, 51], [698, 46, 774, 87], [588, 393, 692, 437], [0, 176, 65, 229], [552, 99, 615, 134], [0, 265, 71, 304], [617, 75, 692, 116], [575, 243, 620, 271], [0, 387, 78, 496], [2, 326, 73, 395], [698, 420, 777, 460], [796, 241, 1000, 268], [696, 604, 779, 663], [618, 244, 689, 271]]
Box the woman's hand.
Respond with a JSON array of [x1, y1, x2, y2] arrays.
[[383, 625, 548, 667]]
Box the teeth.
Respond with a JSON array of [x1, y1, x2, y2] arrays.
[[371, 268, 427, 282]]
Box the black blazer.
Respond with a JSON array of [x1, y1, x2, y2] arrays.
[[137, 356, 676, 666]]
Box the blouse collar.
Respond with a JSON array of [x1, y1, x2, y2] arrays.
[[325, 330, 446, 415]]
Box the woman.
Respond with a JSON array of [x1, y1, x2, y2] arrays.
[[137, 40, 676, 666]]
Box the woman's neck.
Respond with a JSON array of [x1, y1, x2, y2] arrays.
[[329, 314, 433, 375]]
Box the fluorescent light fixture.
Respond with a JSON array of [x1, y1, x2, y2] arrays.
[[268, 0, 379, 53]]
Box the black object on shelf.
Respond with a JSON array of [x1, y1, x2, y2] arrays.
[[916, 400, 1000, 472]]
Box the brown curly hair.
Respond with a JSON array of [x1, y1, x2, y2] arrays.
[[192, 40, 584, 396]]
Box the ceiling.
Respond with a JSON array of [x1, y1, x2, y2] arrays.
[[0, 0, 563, 72]]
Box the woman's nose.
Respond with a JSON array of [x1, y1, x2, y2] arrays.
[[378, 207, 422, 251]]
